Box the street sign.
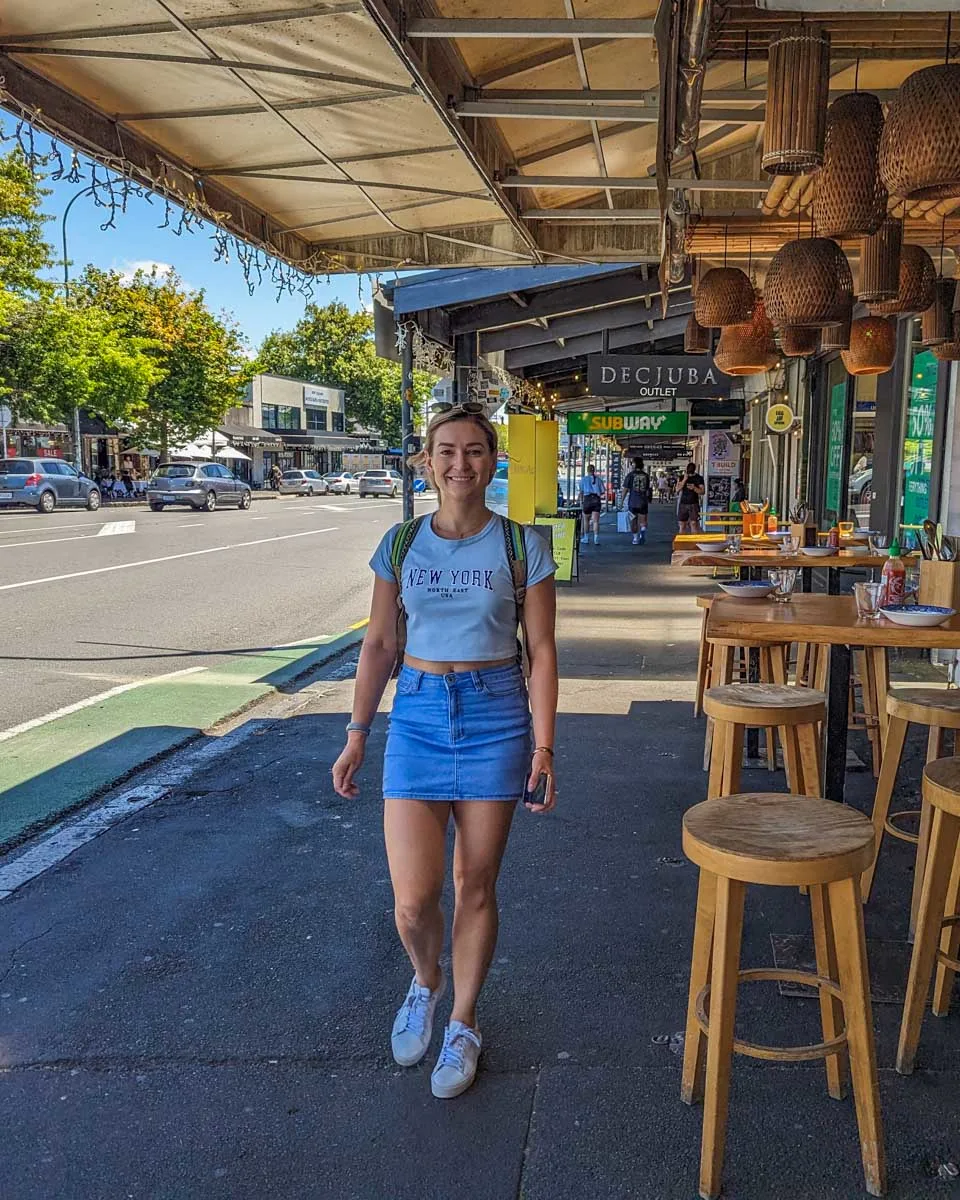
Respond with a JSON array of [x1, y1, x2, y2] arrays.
[[566, 410, 690, 436], [765, 403, 796, 434], [0, 405, 10, 459], [587, 354, 730, 399]]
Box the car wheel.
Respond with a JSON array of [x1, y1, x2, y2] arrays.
[[38, 490, 56, 514], [239, 490, 252, 510], [149, 503, 164, 512], [391, 486, 397, 498], [204, 490, 217, 512], [86, 488, 102, 511], [344, 484, 351, 494], [306, 486, 314, 496]]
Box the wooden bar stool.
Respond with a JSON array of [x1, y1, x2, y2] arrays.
[[681, 793, 884, 1199], [694, 594, 713, 718], [896, 757, 960, 1075], [861, 689, 960, 938], [704, 638, 791, 773], [703, 683, 826, 800], [797, 644, 885, 776]]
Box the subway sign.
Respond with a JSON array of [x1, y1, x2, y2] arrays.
[[587, 354, 730, 399], [566, 410, 690, 436]]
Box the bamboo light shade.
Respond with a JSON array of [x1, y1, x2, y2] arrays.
[[880, 64, 960, 202], [814, 93, 887, 239], [684, 314, 712, 354], [933, 333, 960, 362], [859, 217, 902, 304], [693, 267, 755, 328], [869, 244, 937, 315], [841, 317, 897, 376], [921, 278, 955, 347], [780, 327, 820, 357], [765, 238, 854, 328], [762, 26, 832, 176], [714, 300, 777, 377], [821, 315, 852, 352]]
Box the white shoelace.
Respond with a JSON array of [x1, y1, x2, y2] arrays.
[[399, 985, 432, 1037], [437, 1025, 481, 1072]]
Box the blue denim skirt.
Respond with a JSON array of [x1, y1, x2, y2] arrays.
[[384, 664, 532, 802]]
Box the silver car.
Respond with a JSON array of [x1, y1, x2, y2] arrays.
[[0, 457, 102, 513], [324, 471, 355, 494], [278, 469, 329, 496], [358, 469, 402, 498], [147, 462, 252, 512]]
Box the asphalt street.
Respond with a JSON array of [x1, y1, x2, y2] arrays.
[[0, 494, 425, 731]]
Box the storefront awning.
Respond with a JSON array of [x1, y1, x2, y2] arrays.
[[219, 423, 283, 450], [279, 433, 371, 451]]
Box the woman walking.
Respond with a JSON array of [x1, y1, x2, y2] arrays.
[[332, 405, 558, 1099], [579, 462, 605, 546]]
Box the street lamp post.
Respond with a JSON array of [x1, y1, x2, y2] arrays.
[[61, 185, 94, 472]]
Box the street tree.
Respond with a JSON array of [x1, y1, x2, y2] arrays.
[[0, 148, 52, 311]]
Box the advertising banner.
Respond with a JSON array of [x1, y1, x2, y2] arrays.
[[566, 411, 690, 436], [902, 349, 937, 529], [535, 517, 577, 583], [587, 354, 730, 399], [824, 381, 847, 519]]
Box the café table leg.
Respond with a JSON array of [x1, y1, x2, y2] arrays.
[[802, 567, 813, 594], [825, 642, 851, 804], [828, 568, 840, 596]]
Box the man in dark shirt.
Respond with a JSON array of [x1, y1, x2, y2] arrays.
[[677, 461, 705, 533]]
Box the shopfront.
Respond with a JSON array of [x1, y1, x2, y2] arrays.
[[7, 421, 72, 461]]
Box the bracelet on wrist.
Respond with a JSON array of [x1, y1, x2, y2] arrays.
[[346, 721, 372, 736], [534, 746, 554, 757]]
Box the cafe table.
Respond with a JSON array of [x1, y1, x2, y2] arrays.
[[706, 593, 960, 804], [672, 548, 910, 594]]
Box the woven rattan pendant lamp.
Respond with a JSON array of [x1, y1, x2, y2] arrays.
[[869, 244, 937, 315], [933, 332, 960, 362], [763, 25, 832, 175], [814, 92, 887, 238], [765, 238, 854, 329], [821, 316, 853, 352], [880, 63, 960, 202], [921, 278, 956, 347], [841, 317, 897, 376], [781, 327, 820, 357], [684, 314, 712, 354], [859, 217, 902, 304], [693, 268, 755, 328], [714, 300, 778, 377]]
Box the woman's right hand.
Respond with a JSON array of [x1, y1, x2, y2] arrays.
[[332, 735, 366, 798]]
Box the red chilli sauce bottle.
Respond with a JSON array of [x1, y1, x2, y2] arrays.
[[879, 541, 906, 607]]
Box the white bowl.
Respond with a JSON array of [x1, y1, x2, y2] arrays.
[[840, 544, 870, 556], [767, 530, 789, 539], [717, 580, 775, 599], [881, 604, 955, 628], [800, 546, 835, 557], [696, 541, 728, 552]]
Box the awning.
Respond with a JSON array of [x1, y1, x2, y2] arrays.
[[218, 423, 283, 450], [279, 433, 368, 451]]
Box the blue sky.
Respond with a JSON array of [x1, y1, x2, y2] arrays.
[[6, 119, 376, 355]]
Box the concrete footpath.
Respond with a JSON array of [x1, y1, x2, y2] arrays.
[[1, 505, 958, 1198]]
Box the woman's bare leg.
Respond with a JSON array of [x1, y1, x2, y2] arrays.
[[384, 799, 450, 990], [449, 800, 517, 1028]]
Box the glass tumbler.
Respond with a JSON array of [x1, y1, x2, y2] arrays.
[[785, 534, 801, 554], [769, 568, 799, 603], [868, 534, 888, 554], [854, 581, 883, 620]]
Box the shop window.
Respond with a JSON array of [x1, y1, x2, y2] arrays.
[[846, 375, 877, 525], [332, 411, 345, 433], [307, 408, 327, 432], [263, 405, 301, 431], [901, 346, 938, 535]]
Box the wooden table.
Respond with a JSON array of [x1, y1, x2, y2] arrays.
[[707, 594, 960, 803], [673, 549, 909, 594]]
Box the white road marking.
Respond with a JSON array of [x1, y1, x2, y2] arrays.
[[0, 519, 99, 535], [96, 520, 136, 536], [0, 532, 98, 551], [0, 666, 208, 743], [177, 522, 204, 528], [0, 526, 338, 593]]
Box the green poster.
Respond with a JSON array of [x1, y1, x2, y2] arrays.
[[566, 411, 689, 436], [902, 348, 938, 529], [824, 381, 847, 519]]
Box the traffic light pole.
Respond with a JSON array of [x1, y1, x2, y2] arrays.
[[400, 325, 415, 522]]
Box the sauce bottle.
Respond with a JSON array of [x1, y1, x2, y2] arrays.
[[880, 542, 906, 607], [767, 506, 778, 534], [827, 523, 840, 549]]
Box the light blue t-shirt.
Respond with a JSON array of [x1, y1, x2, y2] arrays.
[[370, 515, 556, 661]]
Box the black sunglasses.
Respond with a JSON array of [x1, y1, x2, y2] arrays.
[[431, 401, 485, 415]]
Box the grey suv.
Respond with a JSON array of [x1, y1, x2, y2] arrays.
[[0, 457, 101, 513], [359, 469, 401, 498], [147, 462, 252, 512]]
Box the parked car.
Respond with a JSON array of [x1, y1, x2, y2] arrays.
[[0, 457, 101, 513], [147, 461, 252, 511], [358, 469, 402, 498], [324, 470, 355, 494], [278, 469, 329, 497], [848, 467, 873, 506]]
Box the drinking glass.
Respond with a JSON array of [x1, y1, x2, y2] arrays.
[[768, 568, 799, 603], [868, 534, 888, 554], [854, 581, 883, 620], [729, 532, 741, 553], [785, 534, 801, 554], [838, 521, 855, 539], [750, 517, 765, 539]]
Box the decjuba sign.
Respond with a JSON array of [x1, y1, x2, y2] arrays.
[[587, 354, 730, 399]]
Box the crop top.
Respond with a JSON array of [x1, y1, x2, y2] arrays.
[[370, 515, 556, 661]]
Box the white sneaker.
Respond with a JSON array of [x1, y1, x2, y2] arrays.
[[631, 534, 639, 545], [391, 973, 446, 1067], [431, 1020, 482, 1099], [593, 535, 599, 545], [580, 534, 589, 544]]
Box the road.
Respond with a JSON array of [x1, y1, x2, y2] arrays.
[[0, 493, 427, 731]]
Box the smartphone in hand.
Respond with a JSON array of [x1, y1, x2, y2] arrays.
[[525, 771, 549, 808]]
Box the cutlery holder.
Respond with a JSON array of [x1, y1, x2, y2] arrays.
[[918, 561, 960, 609], [789, 515, 818, 547]]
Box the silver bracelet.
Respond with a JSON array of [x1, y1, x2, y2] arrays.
[[346, 721, 371, 736]]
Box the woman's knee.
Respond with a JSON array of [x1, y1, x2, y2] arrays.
[[394, 892, 441, 932], [453, 866, 498, 910]]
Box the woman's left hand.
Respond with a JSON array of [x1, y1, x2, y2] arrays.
[[525, 749, 556, 814]]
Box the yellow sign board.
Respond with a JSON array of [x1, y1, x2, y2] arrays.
[[534, 517, 577, 583], [765, 403, 795, 434]]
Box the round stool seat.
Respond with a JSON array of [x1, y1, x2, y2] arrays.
[[921, 756, 960, 815], [683, 793, 875, 887], [703, 683, 826, 727], [696, 593, 714, 610], [887, 688, 960, 728]]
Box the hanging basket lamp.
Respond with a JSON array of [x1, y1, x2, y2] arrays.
[[821, 315, 853, 352], [762, 25, 832, 176], [814, 92, 887, 238], [879, 64, 960, 202], [921, 278, 956, 347], [933, 332, 960, 362], [714, 300, 778, 377], [869, 244, 937, 315], [765, 238, 853, 329], [859, 217, 903, 304], [693, 267, 755, 328], [841, 316, 897, 376], [684, 314, 712, 354], [780, 327, 820, 357]]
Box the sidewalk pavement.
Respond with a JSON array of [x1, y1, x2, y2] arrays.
[[1, 504, 958, 1198]]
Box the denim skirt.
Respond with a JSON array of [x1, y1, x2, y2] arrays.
[[384, 664, 532, 802]]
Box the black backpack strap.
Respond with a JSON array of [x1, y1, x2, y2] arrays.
[[390, 515, 427, 672], [501, 517, 528, 667]]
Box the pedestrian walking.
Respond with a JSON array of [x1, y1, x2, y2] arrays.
[[332, 404, 558, 1101], [621, 457, 651, 546], [677, 461, 705, 533], [269, 463, 282, 491], [579, 462, 605, 546], [656, 468, 669, 503]]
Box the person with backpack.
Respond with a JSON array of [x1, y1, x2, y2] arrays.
[[620, 457, 651, 546], [579, 462, 605, 546], [331, 404, 558, 1100]]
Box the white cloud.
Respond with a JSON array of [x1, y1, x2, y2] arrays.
[[118, 260, 176, 284]]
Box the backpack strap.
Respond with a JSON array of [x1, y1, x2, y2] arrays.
[[501, 517, 528, 667], [390, 515, 428, 671]]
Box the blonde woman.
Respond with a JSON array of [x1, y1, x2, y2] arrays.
[[332, 405, 558, 1099]]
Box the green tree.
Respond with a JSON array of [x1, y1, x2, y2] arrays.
[[255, 301, 433, 445], [0, 148, 52, 306]]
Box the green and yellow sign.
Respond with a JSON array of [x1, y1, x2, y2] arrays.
[[535, 517, 578, 583], [765, 403, 795, 434], [566, 411, 689, 436]]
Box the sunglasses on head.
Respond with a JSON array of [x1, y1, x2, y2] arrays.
[[431, 401, 485, 415]]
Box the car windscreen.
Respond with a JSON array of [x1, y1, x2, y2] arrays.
[[282, 471, 302, 479], [0, 460, 35, 474], [365, 471, 388, 478], [153, 464, 195, 478]]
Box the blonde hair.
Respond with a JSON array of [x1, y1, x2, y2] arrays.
[[409, 409, 498, 485]]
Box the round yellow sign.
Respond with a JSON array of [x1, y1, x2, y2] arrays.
[[765, 403, 795, 434]]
